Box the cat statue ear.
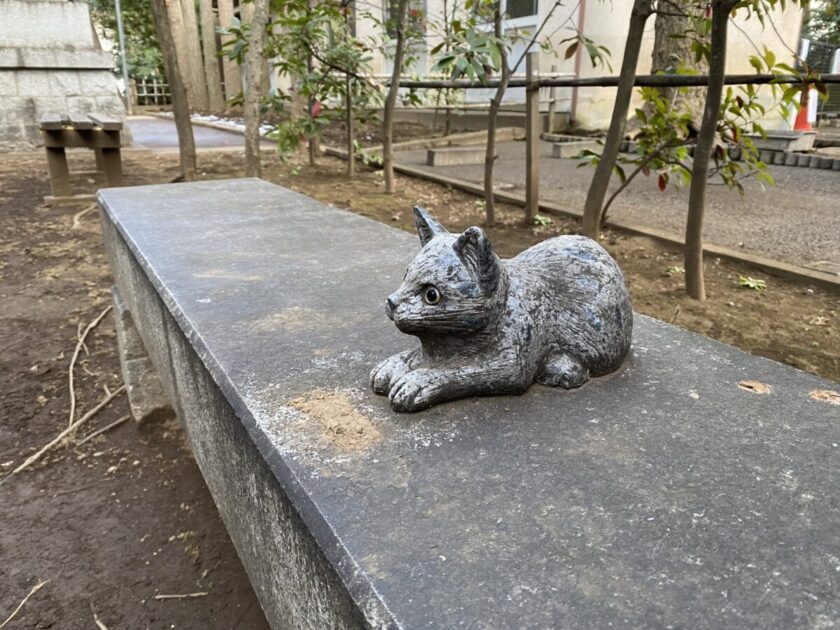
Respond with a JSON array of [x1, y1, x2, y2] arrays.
[[414, 206, 449, 246], [453, 226, 501, 294]]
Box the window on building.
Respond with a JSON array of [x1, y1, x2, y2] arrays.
[[506, 0, 538, 19], [384, 0, 426, 39]]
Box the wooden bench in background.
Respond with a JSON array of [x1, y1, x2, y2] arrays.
[[40, 113, 124, 205]]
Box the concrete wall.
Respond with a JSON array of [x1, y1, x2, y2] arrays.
[[0, 0, 100, 48]]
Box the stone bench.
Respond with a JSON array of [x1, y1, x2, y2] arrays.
[[97, 179, 840, 629]]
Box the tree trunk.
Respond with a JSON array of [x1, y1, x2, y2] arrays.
[[243, 0, 269, 178], [179, 0, 209, 110], [238, 1, 272, 98], [261, 58, 272, 98], [580, 0, 653, 239], [442, 0, 452, 136], [345, 10, 355, 177], [151, 0, 196, 180], [216, 0, 241, 105], [199, 0, 225, 111], [685, 0, 733, 300], [307, 53, 318, 166], [650, 4, 706, 120], [164, 0, 192, 101], [482, 3, 511, 226], [383, 0, 410, 194], [444, 98, 452, 136], [483, 94, 503, 226], [346, 75, 355, 176]]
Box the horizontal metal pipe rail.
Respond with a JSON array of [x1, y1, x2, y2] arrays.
[[396, 73, 840, 90]]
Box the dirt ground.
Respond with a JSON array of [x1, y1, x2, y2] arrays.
[[0, 151, 271, 629], [1, 140, 838, 628]]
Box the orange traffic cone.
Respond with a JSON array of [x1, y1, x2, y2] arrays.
[[794, 87, 811, 132]]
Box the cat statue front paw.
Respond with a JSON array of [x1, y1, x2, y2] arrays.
[[388, 369, 443, 412], [370, 348, 419, 395]]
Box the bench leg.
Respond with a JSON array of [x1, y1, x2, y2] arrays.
[[101, 148, 124, 187], [94, 148, 106, 172], [45, 147, 72, 197], [112, 285, 175, 423]]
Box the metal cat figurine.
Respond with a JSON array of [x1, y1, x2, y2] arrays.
[[371, 207, 633, 412]]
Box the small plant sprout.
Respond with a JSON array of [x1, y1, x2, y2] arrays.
[[665, 265, 685, 275], [533, 214, 553, 227], [738, 276, 766, 291]]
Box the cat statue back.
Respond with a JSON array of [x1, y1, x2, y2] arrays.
[[371, 207, 633, 412]]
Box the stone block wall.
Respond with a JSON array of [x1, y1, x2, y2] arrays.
[[0, 0, 128, 151], [0, 68, 127, 149]]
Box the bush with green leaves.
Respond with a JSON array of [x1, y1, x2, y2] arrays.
[[220, 1, 382, 160], [89, 0, 162, 78], [579, 30, 812, 227]]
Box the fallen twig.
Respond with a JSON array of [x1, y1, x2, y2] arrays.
[[68, 306, 113, 428], [669, 305, 681, 324], [76, 322, 89, 356], [71, 204, 97, 229], [153, 592, 209, 600], [77, 415, 131, 446], [90, 601, 110, 630], [0, 580, 50, 628], [49, 479, 108, 499], [0, 385, 126, 486]]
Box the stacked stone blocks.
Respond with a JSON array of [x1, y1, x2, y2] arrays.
[[0, 0, 128, 150]]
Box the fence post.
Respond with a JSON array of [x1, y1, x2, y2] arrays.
[[547, 64, 557, 133], [525, 51, 540, 223]]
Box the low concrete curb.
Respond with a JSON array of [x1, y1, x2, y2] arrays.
[[386, 127, 525, 153], [323, 145, 839, 292], [147, 112, 276, 142], [620, 138, 840, 172], [148, 112, 525, 155]]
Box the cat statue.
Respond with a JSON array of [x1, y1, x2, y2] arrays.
[[371, 207, 633, 412]]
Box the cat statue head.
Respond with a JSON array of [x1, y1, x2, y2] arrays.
[[385, 207, 506, 336]]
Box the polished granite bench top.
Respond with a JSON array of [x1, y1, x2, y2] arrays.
[[98, 179, 840, 628]]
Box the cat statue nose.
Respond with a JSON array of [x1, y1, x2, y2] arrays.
[[385, 294, 398, 319]]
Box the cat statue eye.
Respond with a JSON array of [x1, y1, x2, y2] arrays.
[[423, 286, 440, 305]]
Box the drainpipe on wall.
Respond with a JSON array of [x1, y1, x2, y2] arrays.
[[569, 0, 587, 125]]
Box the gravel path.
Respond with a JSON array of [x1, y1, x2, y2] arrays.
[[397, 140, 840, 272]]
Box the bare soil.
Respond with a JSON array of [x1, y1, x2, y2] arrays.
[[1, 142, 837, 628], [0, 150, 270, 629], [289, 390, 380, 451], [321, 119, 436, 148]]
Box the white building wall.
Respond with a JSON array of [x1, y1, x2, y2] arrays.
[[357, 0, 804, 130]]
